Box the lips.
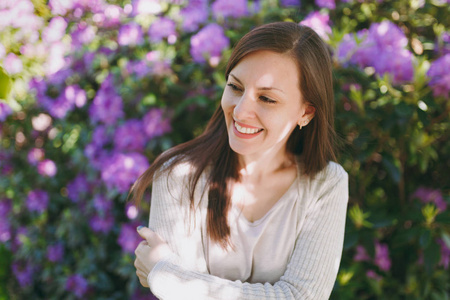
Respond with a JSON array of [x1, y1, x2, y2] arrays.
[[232, 120, 263, 139]]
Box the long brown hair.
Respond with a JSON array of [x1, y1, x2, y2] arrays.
[[130, 22, 337, 249]]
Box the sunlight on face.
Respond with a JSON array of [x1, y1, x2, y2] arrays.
[[221, 50, 307, 161]]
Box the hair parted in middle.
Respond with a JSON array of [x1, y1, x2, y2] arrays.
[[130, 22, 338, 249]]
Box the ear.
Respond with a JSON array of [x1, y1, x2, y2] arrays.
[[297, 104, 316, 127]]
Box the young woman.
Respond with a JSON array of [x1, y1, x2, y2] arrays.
[[132, 22, 348, 300]]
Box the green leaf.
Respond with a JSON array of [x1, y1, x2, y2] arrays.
[[0, 66, 12, 100], [419, 228, 432, 247]]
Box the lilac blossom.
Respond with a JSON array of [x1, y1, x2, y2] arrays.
[[0, 198, 12, 243], [180, 0, 209, 32], [71, 22, 96, 49], [148, 17, 177, 43], [3, 53, 23, 75], [300, 11, 332, 41], [0, 102, 12, 122], [67, 174, 90, 203], [114, 119, 147, 152], [336, 21, 414, 84], [126, 203, 139, 220], [315, 0, 335, 9], [117, 222, 142, 253], [91, 4, 123, 28], [89, 75, 124, 125], [49, 0, 76, 15], [93, 195, 113, 212], [11, 226, 28, 251], [12, 260, 34, 287], [101, 152, 149, 193], [143, 108, 172, 139], [281, 0, 301, 6], [412, 187, 447, 212], [354, 245, 370, 262], [47, 244, 64, 262], [89, 212, 114, 233], [84, 126, 113, 169], [212, 0, 249, 19], [27, 148, 45, 165], [366, 270, 382, 281], [374, 241, 391, 272], [437, 239, 450, 269], [190, 23, 230, 64], [66, 274, 89, 298], [126, 60, 151, 79], [118, 22, 144, 46], [44, 41, 68, 76], [42, 17, 67, 44], [427, 54, 450, 98], [26, 189, 49, 213], [37, 159, 57, 177]]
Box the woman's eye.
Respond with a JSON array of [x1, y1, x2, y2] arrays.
[[227, 83, 241, 92], [260, 96, 276, 104]]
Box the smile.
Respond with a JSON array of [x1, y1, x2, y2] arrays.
[[233, 121, 263, 139]]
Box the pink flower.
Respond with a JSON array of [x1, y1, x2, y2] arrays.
[[37, 159, 57, 177], [366, 270, 382, 281], [374, 241, 391, 272], [354, 245, 371, 262]]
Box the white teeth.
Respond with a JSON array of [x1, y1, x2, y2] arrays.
[[234, 122, 261, 134]]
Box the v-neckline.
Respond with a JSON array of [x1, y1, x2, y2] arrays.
[[232, 160, 300, 226]]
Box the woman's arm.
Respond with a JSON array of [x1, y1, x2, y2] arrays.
[[145, 162, 349, 300]]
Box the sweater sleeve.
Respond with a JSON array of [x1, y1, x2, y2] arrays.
[[148, 162, 349, 300]]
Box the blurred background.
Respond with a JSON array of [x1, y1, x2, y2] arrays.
[[0, 0, 449, 299]]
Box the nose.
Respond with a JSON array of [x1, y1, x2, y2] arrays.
[[233, 92, 256, 120]]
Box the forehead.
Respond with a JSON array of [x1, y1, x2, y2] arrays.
[[230, 50, 300, 89]]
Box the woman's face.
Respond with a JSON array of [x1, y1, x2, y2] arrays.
[[221, 50, 312, 159]]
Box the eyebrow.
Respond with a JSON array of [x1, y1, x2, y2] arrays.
[[229, 74, 286, 94]]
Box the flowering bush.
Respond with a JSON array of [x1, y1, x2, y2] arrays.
[[0, 0, 448, 299]]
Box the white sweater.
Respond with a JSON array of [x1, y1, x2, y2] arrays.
[[147, 159, 349, 300]]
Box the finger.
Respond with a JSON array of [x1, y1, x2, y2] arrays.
[[136, 226, 159, 244]]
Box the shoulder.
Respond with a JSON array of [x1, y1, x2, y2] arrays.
[[314, 161, 348, 185]]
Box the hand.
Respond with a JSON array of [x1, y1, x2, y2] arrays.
[[134, 226, 172, 288]]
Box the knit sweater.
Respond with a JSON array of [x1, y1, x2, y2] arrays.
[[147, 159, 349, 300]]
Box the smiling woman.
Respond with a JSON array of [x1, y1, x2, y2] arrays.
[[131, 22, 348, 300]]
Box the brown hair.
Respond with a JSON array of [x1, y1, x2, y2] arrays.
[[130, 22, 337, 249]]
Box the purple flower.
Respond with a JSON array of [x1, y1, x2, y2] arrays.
[[3, 53, 23, 75], [190, 23, 229, 64], [366, 270, 382, 281], [93, 195, 113, 212], [66, 274, 89, 298], [47, 244, 64, 262], [37, 159, 57, 177], [0, 198, 11, 218], [336, 21, 414, 84], [49, 0, 76, 15], [0, 102, 13, 122], [374, 241, 391, 272], [89, 75, 124, 125], [127, 60, 151, 79], [437, 239, 450, 269], [71, 22, 96, 49], [180, 0, 209, 32], [354, 245, 370, 262], [148, 17, 177, 43], [101, 152, 149, 193], [143, 108, 171, 139], [89, 212, 114, 233], [117, 222, 142, 253], [300, 11, 332, 41], [281, 0, 300, 6], [118, 22, 144, 46], [0, 218, 11, 243], [12, 260, 34, 287], [27, 148, 45, 165], [126, 203, 139, 220], [67, 174, 90, 203], [42, 16, 67, 44], [212, 0, 249, 19], [114, 119, 147, 152], [315, 0, 335, 9], [412, 187, 447, 212], [26, 189, 49, 213], [44, 42, 68, 76], [427, 54, 450, 98]]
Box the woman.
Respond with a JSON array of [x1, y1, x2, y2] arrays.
[[132, 22, 348, 299]]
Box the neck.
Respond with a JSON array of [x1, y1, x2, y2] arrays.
[[237, 148, 295, 181]]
